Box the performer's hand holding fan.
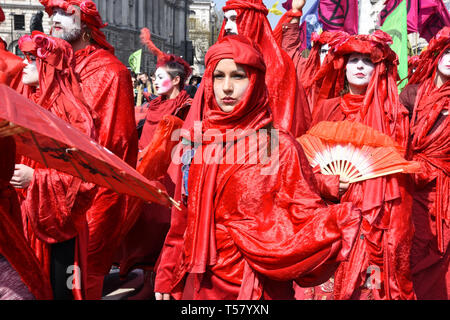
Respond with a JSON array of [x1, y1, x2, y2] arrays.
[[297, 120, 420, 183]]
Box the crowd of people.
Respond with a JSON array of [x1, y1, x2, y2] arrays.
[[0, 0, 448, 301]]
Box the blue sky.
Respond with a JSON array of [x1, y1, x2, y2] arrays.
[[212, 0, 314, 28]]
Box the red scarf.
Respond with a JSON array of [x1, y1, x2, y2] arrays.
[[183, 35, 272, 274]]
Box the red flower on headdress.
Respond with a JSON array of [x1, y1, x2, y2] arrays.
[[78, 0, 106, 28]]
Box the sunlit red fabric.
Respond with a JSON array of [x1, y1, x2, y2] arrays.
[[73, 43, 139, 299], [311, 31, 415, 300], [0, 136, 53, 300], [39, 0, 114, 53], [406, 27, 449, 299], [155, 35, 361, 300]]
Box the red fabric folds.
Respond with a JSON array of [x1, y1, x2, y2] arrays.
[[73, 44, 138, 299], [155, 35, 361, 300], [311, 31, 415, 300], [407, 27, 449, 299]]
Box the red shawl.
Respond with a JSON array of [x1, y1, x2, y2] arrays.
[[40, 0, 114, 53], [0, 137, 53, 300], [139, 91, 192, 150], [311, 31, 414, 300], [156, 35, 361, 300]]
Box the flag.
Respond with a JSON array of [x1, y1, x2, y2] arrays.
[[381, 0, 409, 92], [318, 0, 358, 35], [380, 0, 450, 41], [128, 49, 142, 74]]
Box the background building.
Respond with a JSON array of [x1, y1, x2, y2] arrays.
[[189, 0, 222, 75]]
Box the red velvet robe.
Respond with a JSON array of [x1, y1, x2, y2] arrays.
[[0, 137, 53, 300], [74, 44, 139, 299], [155, 130, 361, 300], [312, 97, 415, 300], [407, 80, 450, 300]]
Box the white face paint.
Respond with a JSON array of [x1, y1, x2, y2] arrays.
[[345, 53, 375, 89], [437, 49, 450, 79], [224, 10, 238, 35], [22, 58, 39, 86], [51, 7, 82, 42], [319, 44, 330, 65], [154, 67, 174, 96]]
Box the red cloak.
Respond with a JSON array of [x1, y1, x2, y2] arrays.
[[406, 27, 450, 300], [155, 35, 361, 300], [17, 33, 97, 300], [311, 31, 415, 300]]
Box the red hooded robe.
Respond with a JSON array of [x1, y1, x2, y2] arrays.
[[39, 0, 139, 299], [154, 35, 362, 300], [311, 31, 415, 300]]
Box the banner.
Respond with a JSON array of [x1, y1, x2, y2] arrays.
[[381, 0, 409, 91], [128, 49, 142, 74], [318, 0, 358, 35]]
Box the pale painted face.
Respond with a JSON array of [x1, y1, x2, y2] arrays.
[[154, 67, 174, 96], [213, 59, 249, 113], [224, 10, 238, 36], [51, 7, 82, 42], [319, 44, 330, 65], [437, 49, 450, 79], [346, 53, 375, 89], [22, 58, 39, 86]]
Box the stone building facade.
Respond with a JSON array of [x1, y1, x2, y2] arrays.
[[0, 0, 193, 74]]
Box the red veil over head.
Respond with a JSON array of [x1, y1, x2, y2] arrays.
[[183, 35, 272, 275], [39, 0, 114, 53], [313, 30, 403, 137], [19, 32, 95, 138]]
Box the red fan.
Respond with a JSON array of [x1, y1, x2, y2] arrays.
[[297, 120, 420, 183]]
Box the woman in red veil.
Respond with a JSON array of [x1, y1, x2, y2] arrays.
[[310, 31, 414, 300], [404, 27, 450, 300], [12, 32, 96, 300], [153, 35, 361, 300]]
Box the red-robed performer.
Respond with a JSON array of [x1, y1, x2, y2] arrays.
[[11, 32, 96, 300], [401, 27, 449, 300], [310, 31, 415, 300], [153, 35, 362, 300], [39, 0, 139, 299], [184, 0, 310, 138], [0, 31, 53, 301], [116, 28, 193, 299]]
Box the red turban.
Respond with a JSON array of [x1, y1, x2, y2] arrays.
[[39, 0, 114, 53]]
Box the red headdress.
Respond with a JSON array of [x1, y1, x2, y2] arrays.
[[140, 28, 192, 79], [313, 30, 402, 136], [0, 6, 5, 23], [18, 32, 96, 138], [39, 0, 114, 53], [183, 35, 272, 274]]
